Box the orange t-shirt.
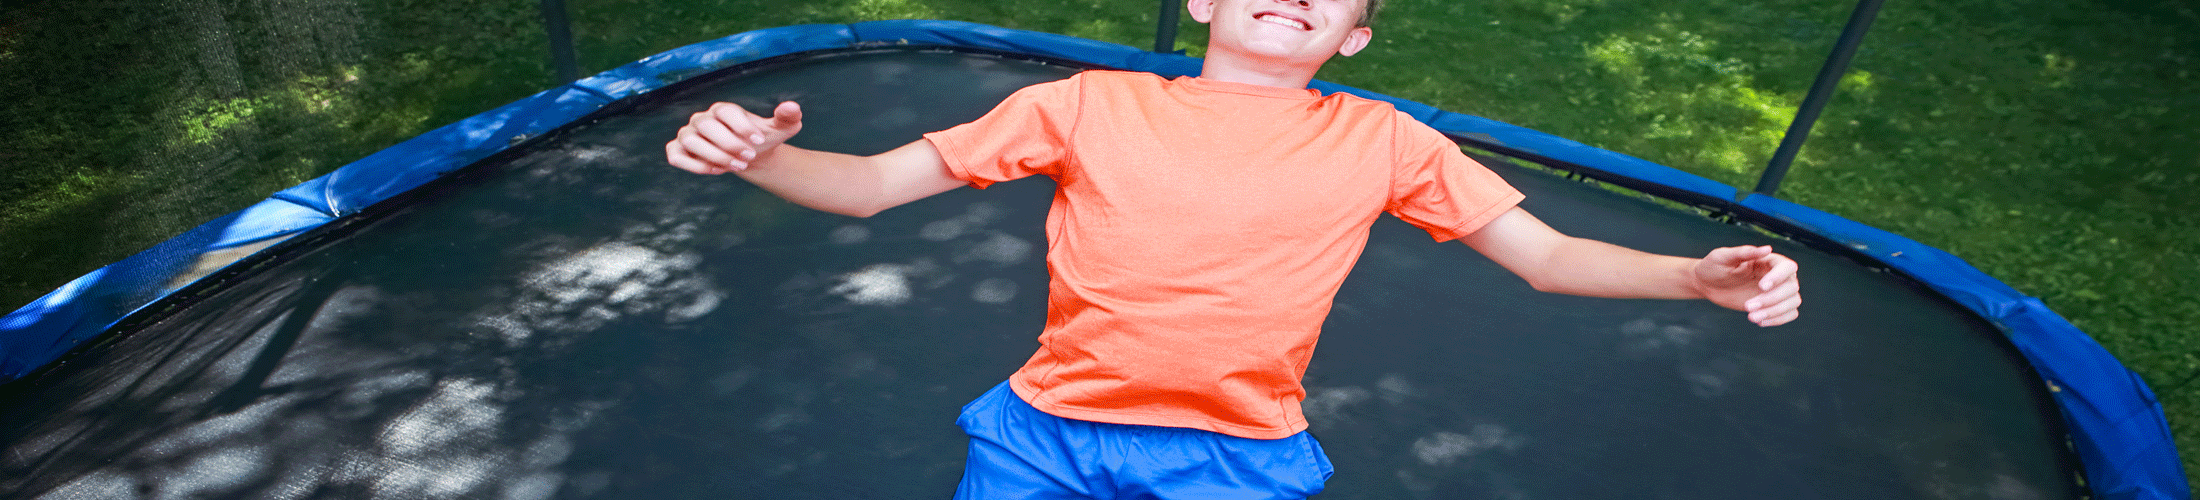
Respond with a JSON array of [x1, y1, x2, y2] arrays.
[[923, 70, 1524, 439]]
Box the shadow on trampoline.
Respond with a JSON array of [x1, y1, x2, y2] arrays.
[[0, 44, 2096, 499]]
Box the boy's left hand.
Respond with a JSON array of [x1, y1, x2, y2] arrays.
[[1692, 245, 1801, 327]]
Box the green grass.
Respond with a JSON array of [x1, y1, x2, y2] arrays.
[[3, 0, 2196, 491]]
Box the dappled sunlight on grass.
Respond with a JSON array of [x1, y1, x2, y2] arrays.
[[177, 96, 266, 146], [0, 27, 16, 64], [1064, 18, 1133, 46], [805, 0, 941, 22], [1536, 0, 1599, 25], [1582, 28, 1796, 178], [0, 170, 115, 230], [2035, 52, 2077, 89]]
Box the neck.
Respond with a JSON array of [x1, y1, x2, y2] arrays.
[[1196, 53, 1321, 89]]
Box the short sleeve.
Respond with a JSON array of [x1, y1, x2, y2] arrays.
[[1386, 115, 1526, 242], [921, 73, 1084, 189]]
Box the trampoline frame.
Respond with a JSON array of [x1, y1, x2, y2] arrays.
[[0, 20, 2182, 499]]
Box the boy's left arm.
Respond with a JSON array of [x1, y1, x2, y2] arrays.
[[1459, 207, 1802, 327]]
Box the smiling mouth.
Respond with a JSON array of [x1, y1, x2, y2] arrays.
[[1254, 13, 1313, 31]]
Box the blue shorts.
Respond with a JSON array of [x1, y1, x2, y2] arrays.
[[953, 381, 1333, 500]]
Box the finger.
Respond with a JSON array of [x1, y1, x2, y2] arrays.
[[678, 129, 747, 171], [665, 139, 725, 175], [1751, 285, 1801, 313], [1757, 254, 1799, 290], [1756, 308, 1800, 327], [723, 109, 771, 145], [1704, 245, 1768, 268], [665, 133, 710, 171], [1762, 296, 1801, 323], [688, 111, 747, 151], [770, 101, 804, 130], [675, 128, 735, 165], [1701, 246, 1742, 268], [1769, 293, 1801, 315], [1749, 278, 1801, 310], [1750, 291, 1802, 322], [688, 117, 763, 163], [664, 139, 694, 170], [710, 103, 769, 144]]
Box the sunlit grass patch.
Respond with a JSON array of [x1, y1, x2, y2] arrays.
[[806, 0, 940, 22], [0, 24, 17, 63], [1581, 29, 1797, 178], [0, 169, 128, 232]]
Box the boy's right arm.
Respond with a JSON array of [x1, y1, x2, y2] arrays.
[[665, 101, 967, 218]]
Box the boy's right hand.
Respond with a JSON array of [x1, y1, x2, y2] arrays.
[[666, 101, 804, 174]]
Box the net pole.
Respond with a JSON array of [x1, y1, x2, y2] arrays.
[[1752, 0, 1886, 198], [1155, 0, 1182, 53], [540, 0, 581, 84]]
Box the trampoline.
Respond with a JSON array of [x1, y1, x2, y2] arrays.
[[0, 21, 2183, 499]]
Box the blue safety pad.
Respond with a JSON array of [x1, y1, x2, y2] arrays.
[[1315, 82, 1742, 203], [0, 19, 2182, 500]]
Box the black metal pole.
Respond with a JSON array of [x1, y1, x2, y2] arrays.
[[1751, 0, 1886, 198], [1155, 0, 1182, 53], [540, 0, 581, 84]]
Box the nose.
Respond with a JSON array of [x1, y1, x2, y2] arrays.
[[1278, 0, 1310, 7]]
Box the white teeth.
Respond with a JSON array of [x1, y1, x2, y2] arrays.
[[1255, 14, 1311, 30]]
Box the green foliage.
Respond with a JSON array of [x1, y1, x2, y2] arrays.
[[809, 0, 943, 21], [1, 0, 2195, 490]]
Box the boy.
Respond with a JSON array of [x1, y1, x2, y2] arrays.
[[666, 0, 1802, 497]]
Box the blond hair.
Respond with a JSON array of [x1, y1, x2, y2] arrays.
[[1357, 0, 1384, 27]]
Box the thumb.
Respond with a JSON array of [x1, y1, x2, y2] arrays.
[[769, 101, 804, 130], [1706, 245, 1769, 267], [1698, 246, 1770, 283]]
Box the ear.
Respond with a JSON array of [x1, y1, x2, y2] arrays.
[[1337, 26, 1373, 57], [1187, 0, 1216, 23]]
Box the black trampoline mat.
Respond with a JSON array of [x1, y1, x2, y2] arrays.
[[0, 48, 2080, 499]]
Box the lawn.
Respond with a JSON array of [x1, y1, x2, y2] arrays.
[[2, 0, 2194, 491]]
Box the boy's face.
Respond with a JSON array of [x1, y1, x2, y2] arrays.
[[1190, 0, 1373, 68]]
